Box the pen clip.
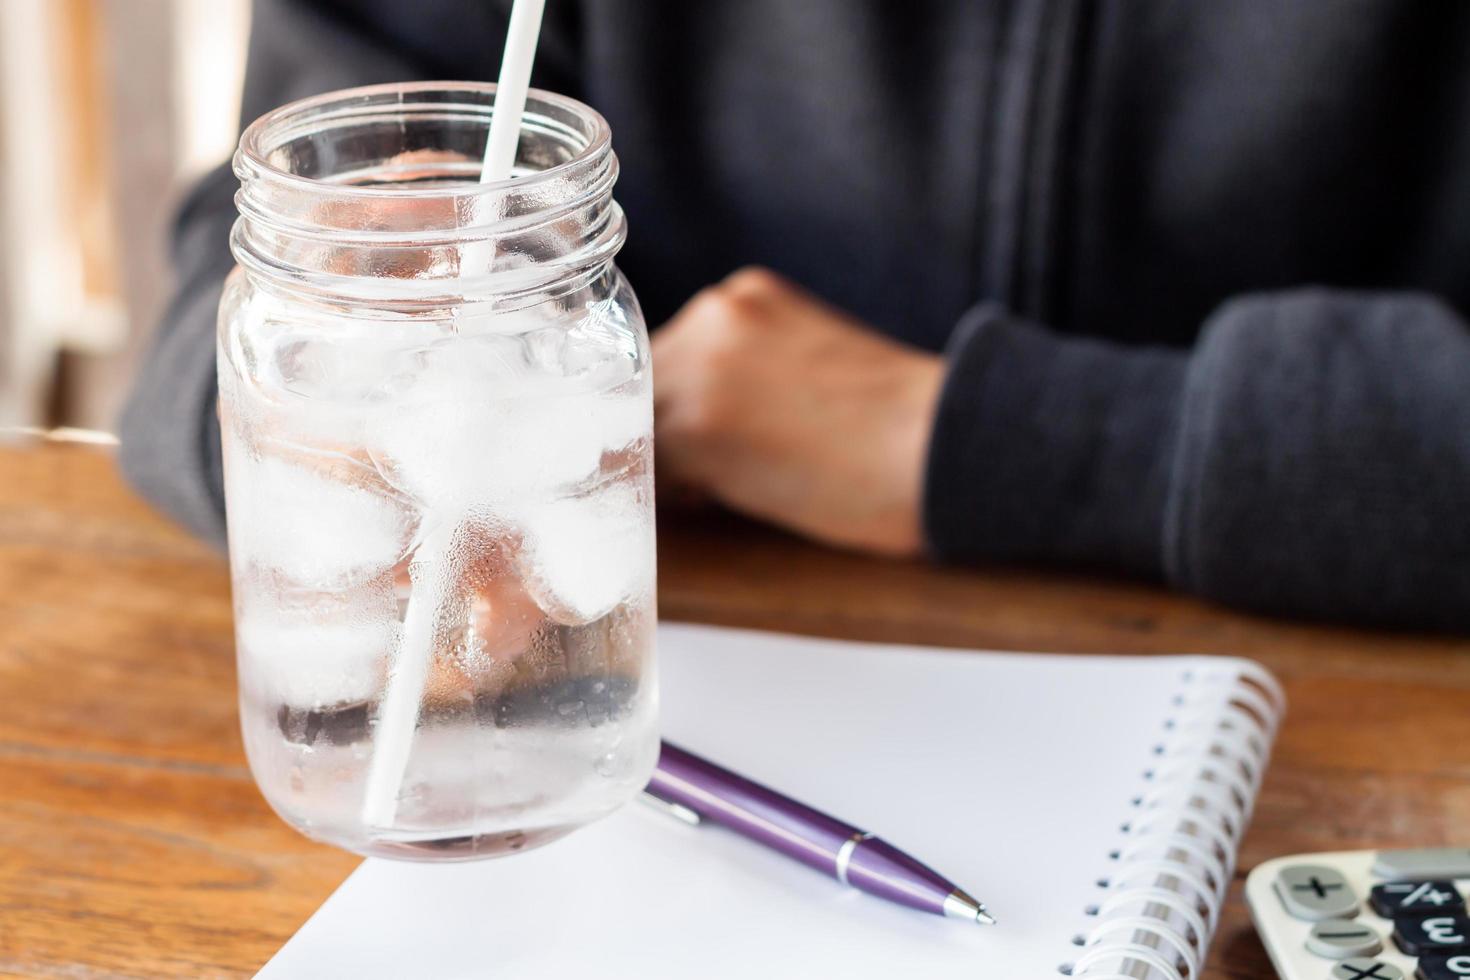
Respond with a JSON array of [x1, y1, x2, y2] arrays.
[[638, 790, 702, 826]]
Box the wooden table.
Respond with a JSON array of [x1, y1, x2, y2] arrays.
[[2, 442, 1467, 979]]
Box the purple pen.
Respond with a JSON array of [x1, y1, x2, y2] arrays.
[[643, 741, 996, 926]]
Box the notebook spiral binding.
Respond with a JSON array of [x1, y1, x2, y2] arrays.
[[1062, 660, 1286, 980]]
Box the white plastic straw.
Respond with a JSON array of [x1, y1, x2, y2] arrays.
[[361, 0, 548, 833], [360, 517, 457, 830], [481, 0, 547, 183]]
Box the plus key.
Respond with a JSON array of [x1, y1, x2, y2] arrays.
[[1273, 864, 1359, 921]]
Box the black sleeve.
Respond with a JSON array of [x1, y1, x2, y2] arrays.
[[923, 288, 1470, 632], [116, 0, 581, 546]]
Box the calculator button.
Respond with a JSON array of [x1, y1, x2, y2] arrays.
[[1275, 865, 1359, 920], [1371, 881, 1465, 917], [1306, 919, 1382, 958], [1374, 849, 1470, 881], [1393, 913, 1470, 956], [1331, 960, 1404, 980], [1417, 953, 1470, 979]]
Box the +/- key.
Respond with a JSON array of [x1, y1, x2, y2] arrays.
[[1371, 881, 1464, 918]]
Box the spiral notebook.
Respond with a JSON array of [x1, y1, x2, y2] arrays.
[[260, 624, 1284, 980]]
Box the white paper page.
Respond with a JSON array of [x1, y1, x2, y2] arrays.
[[260, 624, 1209, 979]]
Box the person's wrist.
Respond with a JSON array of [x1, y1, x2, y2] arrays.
[[879, 350, 945, 556]]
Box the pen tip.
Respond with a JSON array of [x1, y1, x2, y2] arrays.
[[943, 889, 996, 926]]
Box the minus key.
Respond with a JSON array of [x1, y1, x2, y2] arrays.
[[1307, 919, 1382, 959]]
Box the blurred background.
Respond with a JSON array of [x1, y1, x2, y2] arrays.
[[0, 0, 248, 431]]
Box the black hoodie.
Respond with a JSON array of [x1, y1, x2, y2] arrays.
[[119, 0, 1470, 631]]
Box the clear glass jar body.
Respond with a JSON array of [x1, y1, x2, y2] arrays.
[[218, 83, 657, 860]]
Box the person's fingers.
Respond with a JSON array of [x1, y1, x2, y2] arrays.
[[652, 269, 795, 500], [651, 305, 693, 398], [651, 300, 705, 432], [651, 332, 712, 496]]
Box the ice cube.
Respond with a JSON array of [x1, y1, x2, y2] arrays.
[[513, 393, 616, 486], [518, 481, 655, 625], [365, 306, 650, 514], [374, 385, 643, 510], [369, 330, 545, 506], [237, 606, 398, 708], [225, 445, 415, 588], [597, 389, 653, 454], [234, 306, 440, 447], [520, 301, 638, 390], [252, 313, 434, 405]]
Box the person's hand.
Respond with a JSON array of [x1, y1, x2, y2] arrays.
[[653, 268, 945, 556]]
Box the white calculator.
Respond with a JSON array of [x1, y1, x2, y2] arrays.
[[1246, 848, 1470, 979]]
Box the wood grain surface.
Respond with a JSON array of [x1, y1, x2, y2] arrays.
[[2, 442, 1467, 978]]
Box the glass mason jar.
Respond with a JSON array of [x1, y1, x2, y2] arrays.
[[218, 82, 658, 860]]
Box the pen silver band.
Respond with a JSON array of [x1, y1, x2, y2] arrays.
[[637, 791, 702, 826], [834, 832, 874, 886]]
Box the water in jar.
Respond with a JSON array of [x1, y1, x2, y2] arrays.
[[218, 273, 658, 860]]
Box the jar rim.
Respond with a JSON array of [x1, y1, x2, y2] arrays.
[[230, 80, 626, 310], [236, 80, 613, 199]]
